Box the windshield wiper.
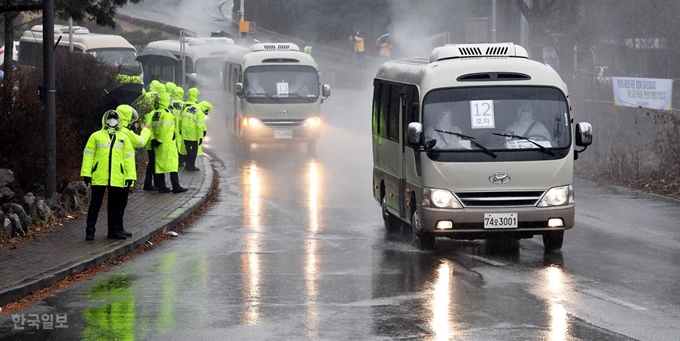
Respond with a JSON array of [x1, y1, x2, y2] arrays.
[[492, 132, 556, 155], [435, 129, 497, 158], [246, 92, 281, 102]]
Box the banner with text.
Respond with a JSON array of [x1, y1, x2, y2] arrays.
[[612, 77, 673, 111]]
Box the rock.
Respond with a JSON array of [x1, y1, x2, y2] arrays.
[[73, 181, 90, 206], [49, 201, 64, 218], [36, 199, 52, 224], [3, 203, 30, 232], [60, 183, 82, 212], [0, 169, 20, 206], [22, 192, 38, 225], [0, 169, 16, 188], [7, 213, 25, 236], [1, 218, 11, 239]]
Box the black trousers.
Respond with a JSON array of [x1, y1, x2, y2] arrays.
[[154, 172, 181, 190], [87, 185, 126, 234], [144, 149, 155, 188], [120, 186, 130, 227], [184, 140, 198, 168]]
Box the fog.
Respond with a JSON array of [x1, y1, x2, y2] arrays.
[[117, 0, 680, 182]]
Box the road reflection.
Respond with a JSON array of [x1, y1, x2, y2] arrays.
[[241, 161, 262, 325], [305, 161, 322, 337], [544, 265, 568, 341], [429, 261, 455, 340]]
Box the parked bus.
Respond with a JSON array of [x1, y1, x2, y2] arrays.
[[224, 42, 331, 153], [372, 42, 593, 251], [144, 37, 244, 89], [19, 25, 142, 77]]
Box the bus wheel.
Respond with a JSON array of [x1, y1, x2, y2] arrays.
[[542, 231, 564, 252], [382, 196, 401, 233], [241, 141, 251, 154], [307, 140, 316, 154], [410, 210, 435, 250]]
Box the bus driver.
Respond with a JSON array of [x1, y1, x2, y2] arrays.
[[424, 104, 464, 149], [504, 105, 551, 141]]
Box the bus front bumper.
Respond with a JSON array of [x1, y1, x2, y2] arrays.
[[418, 204, 574, 239]]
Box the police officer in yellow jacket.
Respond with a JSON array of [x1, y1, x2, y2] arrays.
[[115, 104, 152, 236], [180, 91, 206, 171], [150, 90, 188, 193], [81, 110, 136, 240], [196, 100, 212, 160], [171, 86, 186, 167], [143, 80, 165, 191]]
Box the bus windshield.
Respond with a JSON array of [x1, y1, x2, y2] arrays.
[[243, 65, 319, 103], [87, 48, 142, 75], [195, 57, 226, 90], [422, 86, 571, 152]]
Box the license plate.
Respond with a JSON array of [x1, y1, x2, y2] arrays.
[[274, 129, 293, 138], [484, 213, 518, 229]]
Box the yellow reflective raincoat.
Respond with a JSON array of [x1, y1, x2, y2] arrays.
[[149, 92, 179, 174], [80, 114, 136, 187]]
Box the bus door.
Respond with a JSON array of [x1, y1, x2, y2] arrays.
[[401, 85, 419, 220]]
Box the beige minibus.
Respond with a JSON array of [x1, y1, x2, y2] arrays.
[[225, 43, 331, 153], [372, 42, 593, 251]]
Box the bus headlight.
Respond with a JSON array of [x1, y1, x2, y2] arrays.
[[537, 185, 574, 207], [303, 117, 321, 127], [422, 188, 463, 209], [243, 117, 263, 127]]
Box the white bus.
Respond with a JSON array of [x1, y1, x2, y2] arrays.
[[224, 42, 331, 153], [19, 25, 142, 77], [144, 37, 246, 89], [373, 42, 593, 251]]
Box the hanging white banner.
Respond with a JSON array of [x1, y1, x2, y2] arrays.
[[612, 76, 673, 111]]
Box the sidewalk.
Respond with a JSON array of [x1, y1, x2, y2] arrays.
[[0, 156, 214, 307]]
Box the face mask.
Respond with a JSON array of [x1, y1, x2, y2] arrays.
[[107, 118, 118, 127]]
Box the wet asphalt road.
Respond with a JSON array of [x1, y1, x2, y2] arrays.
[[1, 87, 679, 340]]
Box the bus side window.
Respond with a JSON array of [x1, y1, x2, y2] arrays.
[[372, 80, 381, 136], [379, 82, 390, 138], [387, 84, 400, 141]]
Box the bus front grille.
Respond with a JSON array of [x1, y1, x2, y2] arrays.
[[260, 119, 305, 127], [456, 191, 544, 207]]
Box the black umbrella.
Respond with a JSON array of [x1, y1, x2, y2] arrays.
[[375, 33, 390, 47], [94, 83, 144, 127], [136, 48, 179, 66]]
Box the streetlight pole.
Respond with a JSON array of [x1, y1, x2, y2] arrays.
[[491, 0, 497, 43], [43, 0, 57, 206], [240, 0, 245, 41]]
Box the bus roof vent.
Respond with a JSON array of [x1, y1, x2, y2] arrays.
[[250, 43, 301, 52], [430, 42, 528, 62], [188, 37, 234, 46], [34, 25, 90, 35]]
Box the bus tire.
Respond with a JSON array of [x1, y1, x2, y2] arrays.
[[410, 209, 435, 250], [382, 196, 401, 233], [307, 140, 316, 154], [542, 231, 564, 252]]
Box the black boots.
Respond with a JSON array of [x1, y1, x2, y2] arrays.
[[85, 227, 95, 241], [172, 186, 188, 193], [107, 230, 128, 240]]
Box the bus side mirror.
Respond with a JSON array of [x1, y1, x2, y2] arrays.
[[322, 84, 331, 98], [407, 122, 423, 145], [235, 83, 244, 97], [575, 122, 592, 147]]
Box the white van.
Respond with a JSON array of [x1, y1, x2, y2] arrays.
[[19, 25, 142, 77], [225, 42, 331, 153], [145, 37, 245, 89], [372, 42, 593, 251]]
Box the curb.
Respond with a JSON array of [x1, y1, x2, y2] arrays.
[[0, 156, 214, 307]]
